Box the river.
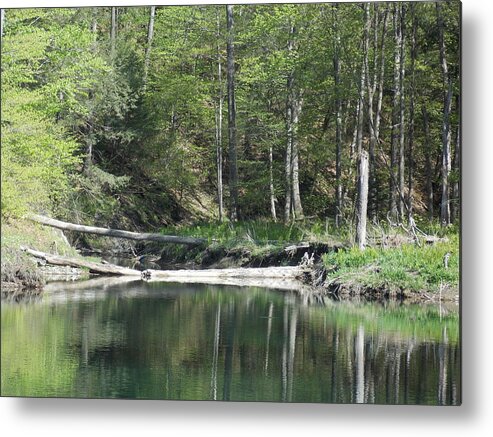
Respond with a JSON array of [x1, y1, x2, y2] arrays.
[[1, 278, 460, 404]]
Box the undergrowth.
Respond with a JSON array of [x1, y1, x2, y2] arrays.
[[322, 233, 459, 293], [1, 219, 79, 288]]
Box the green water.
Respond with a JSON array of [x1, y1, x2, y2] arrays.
[[1, 279, 460, 404]]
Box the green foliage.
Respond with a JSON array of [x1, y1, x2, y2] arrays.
[[1, 4, 460, 242], [322, 233, 459, 293]]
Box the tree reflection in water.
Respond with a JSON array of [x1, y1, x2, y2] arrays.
[[1, 281, 460, 404]]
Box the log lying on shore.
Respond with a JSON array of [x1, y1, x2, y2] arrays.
[[21, 247, 142, 276], [28, 214, 206, 246], [141, 266, 304, 281], [22, 247, 308, 287]]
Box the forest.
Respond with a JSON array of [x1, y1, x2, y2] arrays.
[[1, 2, 461, 297]]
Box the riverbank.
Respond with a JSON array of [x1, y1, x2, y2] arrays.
[[2, 219, 459, 302], [1, 219, 87, 292], [313, 234, 459, 302]]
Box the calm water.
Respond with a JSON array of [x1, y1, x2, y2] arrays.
[[1, 279, 460, 404]]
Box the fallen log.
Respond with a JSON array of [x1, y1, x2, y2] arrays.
[[22, 247, 309, 287], [28, 214, 206, 246], [141, 266, 305, 281], [21, 247, 141, 276]]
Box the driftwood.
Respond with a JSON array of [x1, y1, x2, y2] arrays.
[[141, 266, 303, 281], [28, 214, 205, 246], [22, 247, 308, 287], [21, 247, 141, 276]]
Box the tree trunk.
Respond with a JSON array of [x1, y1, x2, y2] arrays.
[[355, 4, 370, 159], [226, 5, 239, 221], [437, 2, 452, 226], [28, 214, 206, 246], [143, 6, 156, 86], [22, 247, 141, 276], [216, 9, 224, 222], [285, 24, 296, 222], [422, 105, 434, 222], [333, 4, 343, 227], [284, 89, 293, 223], [398, 5, 406, 221], [91, 7, 97, 37], [83, 136, 93, 173], [269, 143, 277, 222], [354, 4, 370, 247], [407, 4, 417, 223], [1, 9, 5, 37], [355, 150, 369, 250], [291, 93, 304, 220], [111, 7, 117, 58], [390, 4, 401, 221], [451, 122, 460, 223], [367, 5, 378, 220], [368, 5, 388, 220]]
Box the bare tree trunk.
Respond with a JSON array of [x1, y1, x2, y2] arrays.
[[216, 9, 224, 222], [354, 4, 370, 250], [355, 4, 370, 159], [367, 5, 378, 220], [390, 4, 401, 221], [91, 7, 97, 37], [407, 5, 417, 223], [28, 214, 206, 246], [333, 4, 343, 227], [111, 7, 117, 58], [1, 9, 5, 38], [226, 5, 239, 221], [350, 99, 360, 165], [284, 92, 293, 223], [23, 247, 141, 276], [356, 151, 369, 250], [285, 25, 295, 223], [83, 136, 93, 173], [291, 94, 304, 220], [451, 122, 460, 223], [437, 2, 452, 226], [269, 143, 277, 221], [143, 6, 156, 86], [422, 106, 434, 222], [368, 5, 388, 220], [398, 5, 406, 221]]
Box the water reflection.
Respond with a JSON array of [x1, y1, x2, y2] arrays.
[[1, 281, 460, 404]]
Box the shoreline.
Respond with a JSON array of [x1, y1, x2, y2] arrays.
[[2, 259, 459, 304]]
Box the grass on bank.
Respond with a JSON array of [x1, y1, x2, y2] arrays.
[[322, 233, 459, 293], [160, 219, 459, 294], [1, 219, 79, 287], [161, 219, 346, 254]]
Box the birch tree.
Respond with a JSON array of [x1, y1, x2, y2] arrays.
[[333, 4, 343, 227], [143, 6, 156, 86], [437, 2, 453, 226], [226, 5, 239, 221]]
